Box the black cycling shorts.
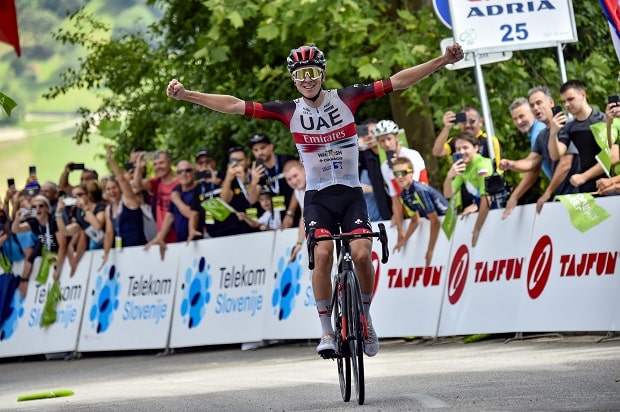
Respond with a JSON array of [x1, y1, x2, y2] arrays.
[[303, 184, 372, 237]]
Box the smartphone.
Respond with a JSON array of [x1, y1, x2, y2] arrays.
[[454, 112, 467, 123], [552, 105, 563, 116], [124, 162, 135, 171], [356, 124, 369, 137], [195, 170, 212, 180], [70, 163, 85, 171], [608, 95, 620, 106], [255, 158, 265, 167], [386, 150, 396, 167], [452, 153, 463, 162], [7, 178, 15, 187], [29, 165, 37, 175]]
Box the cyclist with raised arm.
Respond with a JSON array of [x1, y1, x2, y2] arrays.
[[167, 43, 464, 357]]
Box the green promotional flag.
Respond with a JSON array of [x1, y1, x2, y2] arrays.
[[0, 253, 11, 274], [556, 193, 610, 233], [590, 122, 611, 176], [441, 196, 459, 240], [0, 92, 17, 117], [40, 280, 62, 327], [35, 248, 56, 284], [201, 197, 234, 222]]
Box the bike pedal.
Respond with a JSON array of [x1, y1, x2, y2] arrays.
[[319, 350, 338, 359]]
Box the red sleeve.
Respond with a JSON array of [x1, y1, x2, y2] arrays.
[[244, 100, 296, 128], [337, 79, 394, 114]]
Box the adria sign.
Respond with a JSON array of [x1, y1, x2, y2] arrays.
[[447, 245, 469, 304], [527, 235, 553, 299]]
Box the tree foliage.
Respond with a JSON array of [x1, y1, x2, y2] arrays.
[[47, 0, 619, 187]]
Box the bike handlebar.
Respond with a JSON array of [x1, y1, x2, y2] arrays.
[[306, 223, 389, 270]]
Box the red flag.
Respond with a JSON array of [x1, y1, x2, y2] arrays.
[[0, 0, 20, 57]]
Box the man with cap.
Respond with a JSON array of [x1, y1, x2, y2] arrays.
[[188, 148, 222, 241], [248, 133, 299, 229]]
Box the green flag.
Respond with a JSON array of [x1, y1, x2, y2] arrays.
[[590, 122, 611, 176], [441, 196, 459, 240], [40, 280, 62, 327], [201, 197, 235, 222], [0, 92, 17, 117], [556, 193, 610, 233]]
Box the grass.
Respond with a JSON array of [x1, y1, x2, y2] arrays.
[[0, 120, 108, 197]]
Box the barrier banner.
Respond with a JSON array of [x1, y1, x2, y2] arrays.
[[515, 198, 620, 332], [169, 232, 275, 348], [262, 228, 319, 340], [371, 219, 451, 337], [0, 255, 91, 357], [77, 246, 181, 352], [438, 205, 537, 336]]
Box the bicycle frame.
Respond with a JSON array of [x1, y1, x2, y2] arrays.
[[307, 223, 389, 405]]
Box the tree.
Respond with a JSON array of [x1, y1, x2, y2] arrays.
[[47, 0, 619, 188]]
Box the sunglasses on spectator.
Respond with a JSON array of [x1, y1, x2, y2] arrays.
[[292, 67, 323, 82], [393, 169, 413, 178], [176, 168, 193, 174]]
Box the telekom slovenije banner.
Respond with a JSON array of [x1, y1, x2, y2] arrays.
[[0, 197, 618, 357]]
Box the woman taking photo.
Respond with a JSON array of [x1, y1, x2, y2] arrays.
[[12, 194, 67, 282], [443, 132, 493, 247]]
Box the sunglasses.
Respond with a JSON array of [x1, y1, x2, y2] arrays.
[[292, 67, 323, 82], [393, 169, 413, 178], [176, 168, 193, 174]]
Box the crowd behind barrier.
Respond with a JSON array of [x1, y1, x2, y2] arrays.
[[0, 197, 618, 358]]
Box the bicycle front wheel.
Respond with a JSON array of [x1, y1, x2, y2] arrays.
[[345, 271, 365, 405], [334, 284, 351, 402]]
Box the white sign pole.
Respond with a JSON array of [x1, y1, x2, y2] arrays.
[[557, 44, 568, 84], [472, 52, 497, 168]]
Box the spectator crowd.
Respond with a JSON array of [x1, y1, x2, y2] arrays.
[[1, 79, 619, 301]]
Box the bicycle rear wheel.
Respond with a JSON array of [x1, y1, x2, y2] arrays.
[[334, 285, 351, 402], [345, 271, 365, 405]]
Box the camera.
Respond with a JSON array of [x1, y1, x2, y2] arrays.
[[69, 163, 85, 171], [452, 153, 463, 162], [454, 112, 467, 123], [29, 165, 37, 175], [552, 105, 563, 116], [21, 208, 37, 219], [608, 95, 620, 106], [7, 178, 15, 187], [485, 173, 510, 209]]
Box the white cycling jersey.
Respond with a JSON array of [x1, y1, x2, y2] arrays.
[[245, 80, 393, 191]]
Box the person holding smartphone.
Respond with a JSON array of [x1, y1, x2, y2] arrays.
[[548, 79, 620, 193], [58, 162, 99, 195], [499, 86, 580, 217], [443, 132, 493, 247], [432, 107, 502, 213]]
